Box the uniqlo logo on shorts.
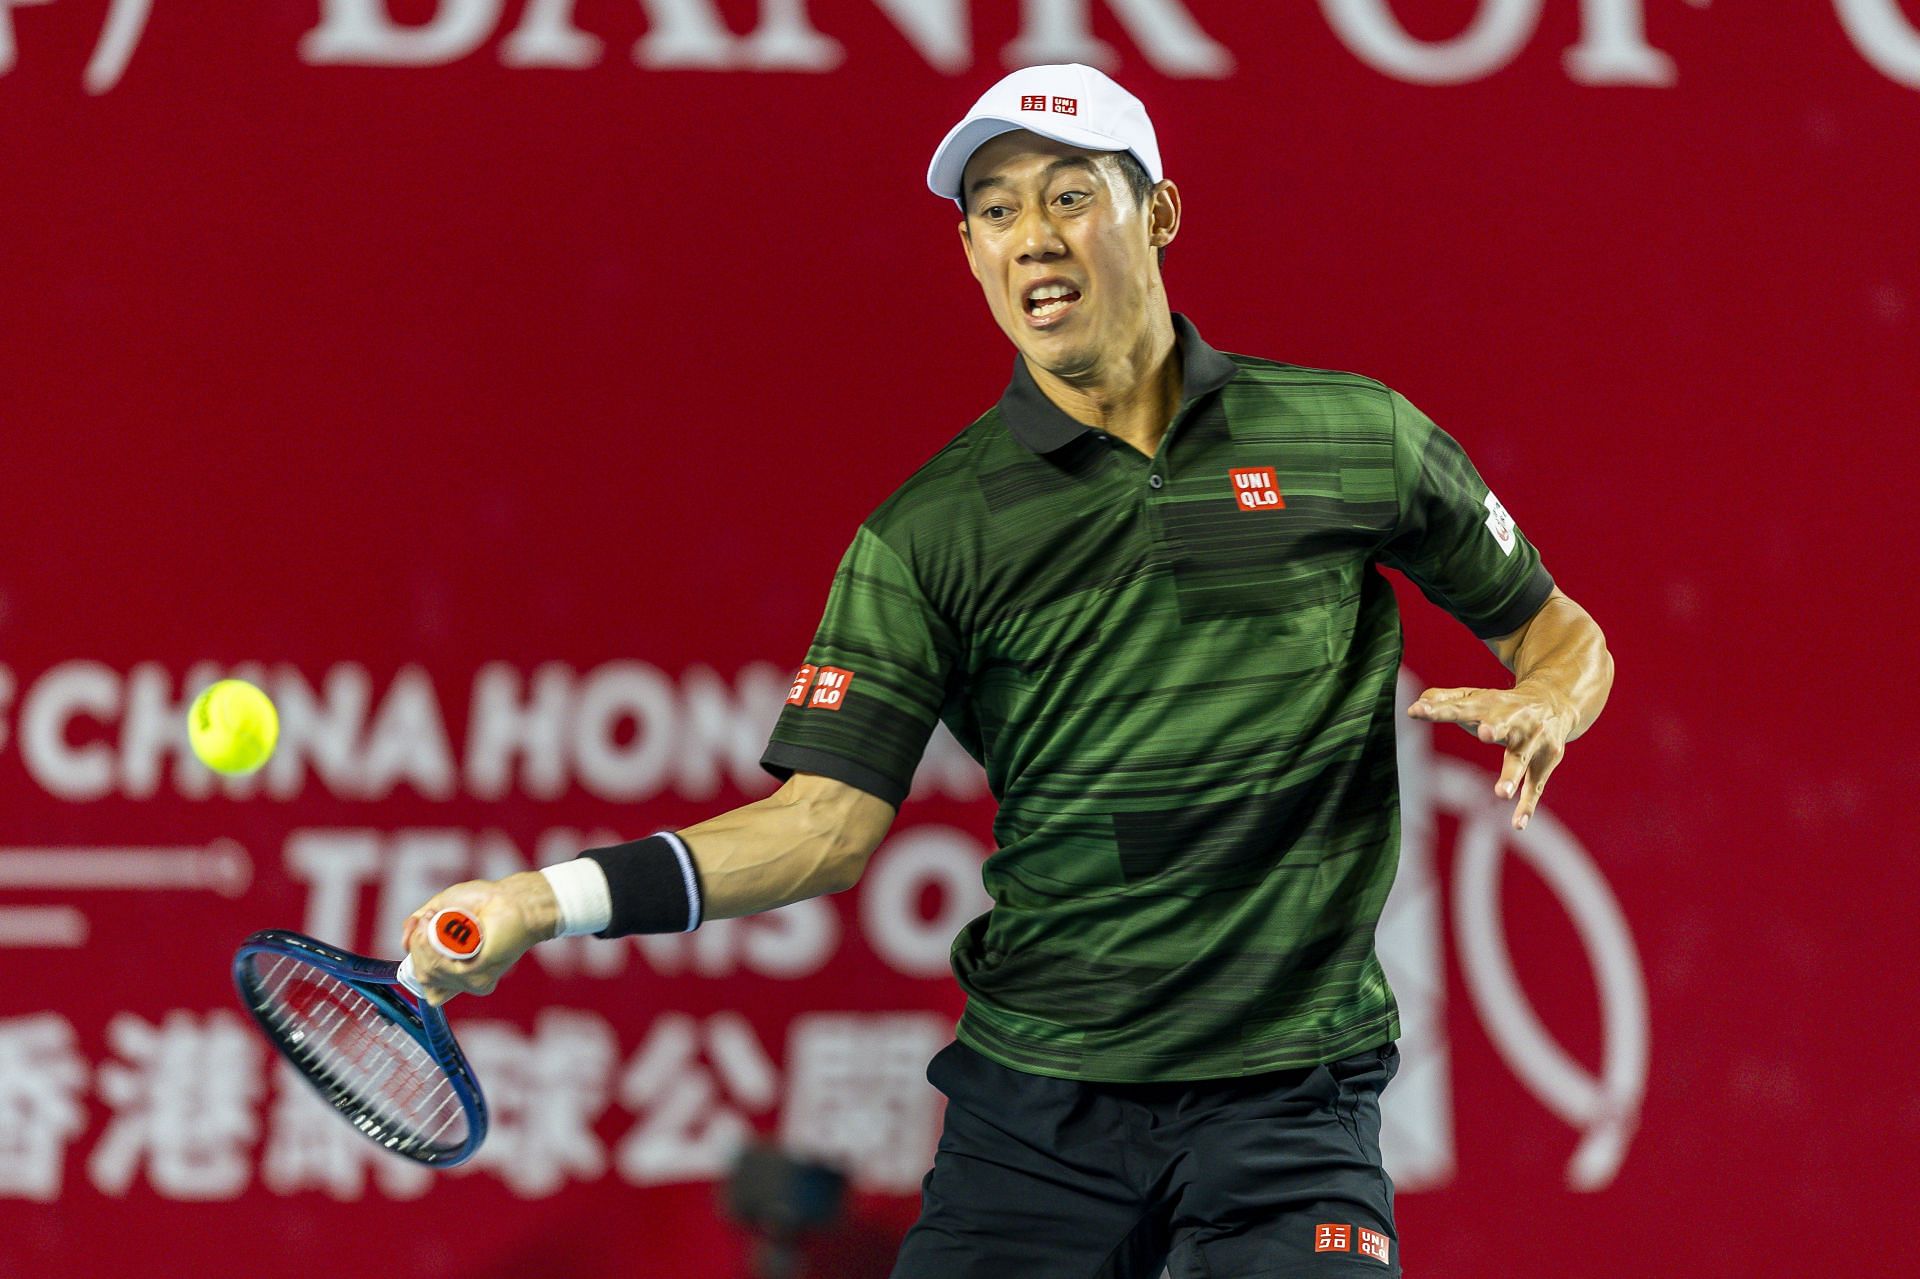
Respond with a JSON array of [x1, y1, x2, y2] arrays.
[[1358, 1228, 1391, 1265], [1052, 95, 1078, 114], [1020, 94, 1047, 111], [785, 663, 817, 706], [808, 666, 854, 711], [1230, 466, 1285, 511], [1314, 1224, 1352, 1253]]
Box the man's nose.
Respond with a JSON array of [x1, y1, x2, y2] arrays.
[[1013, 205, 1067, 262]]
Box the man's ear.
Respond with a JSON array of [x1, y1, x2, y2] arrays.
[[1149, 180, 1181, 250], [958, 218, 980, 280]]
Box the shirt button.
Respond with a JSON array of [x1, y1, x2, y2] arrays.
[[1149, 474, 1164, 489]]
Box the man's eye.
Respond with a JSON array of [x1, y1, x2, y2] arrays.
[[1057, 191, 1090, 207], [981, 205, 1010, 220]]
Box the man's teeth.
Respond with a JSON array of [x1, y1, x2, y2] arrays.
[[1028, 285, 1079, 316]]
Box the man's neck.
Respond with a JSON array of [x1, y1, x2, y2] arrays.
[[1025, 311, 1182, 457]]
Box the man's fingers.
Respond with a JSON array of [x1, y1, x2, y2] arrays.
[[1413, 684, 1571, 831], [409, 953, 488, 1005], [1511, 744, 1563, 829], [1409, 687, 1492, 727], [1408, 686, 1477, 714], [1496, 744, 1531, 800], [402, 874, 548, 1005]]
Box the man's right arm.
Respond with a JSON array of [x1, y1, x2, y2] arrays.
[[401, 772, 894, 1003], [677, 772, 896, 919]]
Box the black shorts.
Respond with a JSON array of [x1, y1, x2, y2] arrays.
[[890, 1039, 1402, 1278]]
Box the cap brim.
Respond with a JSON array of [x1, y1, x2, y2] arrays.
[[927, 116, 1137, 203]]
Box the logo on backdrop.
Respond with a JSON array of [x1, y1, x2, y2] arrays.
[[0, 661, 1647, 1201], [1380, 670, 1648, 1194], [5, 2, 1918, 96]]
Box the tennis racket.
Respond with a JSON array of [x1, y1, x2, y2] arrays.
[[232, 908, 489, 1166]]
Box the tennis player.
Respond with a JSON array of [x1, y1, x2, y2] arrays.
[[407, 64, 1613, 1278]]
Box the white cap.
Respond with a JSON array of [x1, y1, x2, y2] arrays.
[[927, 63, 1163, 206]]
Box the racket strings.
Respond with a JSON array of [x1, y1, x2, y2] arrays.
[[248, 953, 468, 1155]]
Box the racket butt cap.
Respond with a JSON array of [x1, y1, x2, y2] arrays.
[[427, 909, 484, 960]]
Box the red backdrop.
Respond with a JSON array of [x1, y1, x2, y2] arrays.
[[4, 2, 1917, 1276]]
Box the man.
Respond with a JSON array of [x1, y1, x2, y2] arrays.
[[406, 64, 1612, 1278]]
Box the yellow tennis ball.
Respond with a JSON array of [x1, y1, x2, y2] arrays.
[[188, 679, 279, 775]]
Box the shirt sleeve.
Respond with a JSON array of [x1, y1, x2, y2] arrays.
[[1378, 390, 1555, 639], [759, 523, 960, 808]]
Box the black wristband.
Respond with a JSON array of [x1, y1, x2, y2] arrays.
[[578, 832, 704, 938]]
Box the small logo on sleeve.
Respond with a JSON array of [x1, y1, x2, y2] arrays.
[[1357, 1228, 1391, 1265], [1314, 1224, 1352, 1253], [1483, 490, 1517, 556], [807, 666, 854, 711], [1230, 466, 1285, 512], [785, 663, 817, 706]]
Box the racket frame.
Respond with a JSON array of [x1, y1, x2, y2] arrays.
[[232, 928, 489, 1167]]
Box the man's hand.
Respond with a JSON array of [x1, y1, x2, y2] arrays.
[[402, 871, 561, 1005], [1407, 682, 1576, 830]]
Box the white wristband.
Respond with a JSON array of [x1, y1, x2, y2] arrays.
[[540, 859, 614, 938]]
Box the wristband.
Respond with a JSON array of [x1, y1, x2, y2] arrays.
[[577, 831, 704, 937], [539, 859, 614, 938]]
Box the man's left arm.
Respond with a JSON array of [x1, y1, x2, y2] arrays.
[[1408, 586, 1614, 830]]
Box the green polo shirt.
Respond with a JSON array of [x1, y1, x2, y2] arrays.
[[762, 314, 1552, 1082]]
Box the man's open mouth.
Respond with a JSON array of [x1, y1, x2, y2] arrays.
[[1024, 282, 1082, 324]]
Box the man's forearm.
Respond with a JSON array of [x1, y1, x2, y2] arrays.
[[404, 772, 893, 1002], [676, 772, 896, 920], [1506, 590, 1613, 740]]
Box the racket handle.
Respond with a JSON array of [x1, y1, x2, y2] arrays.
[[397, 909, 484, 1002], [397, 954, 433, 1000], [426, 909, 484, 960]]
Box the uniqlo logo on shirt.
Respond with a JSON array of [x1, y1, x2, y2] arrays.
[[1020, 94, 1047, 111], [1314, 1224, 1352, 1253], [784, 663, 817, 707], [1358, 1229, 1391, 1265], [1483, 490, 1517, 556], [808, 666, 854, 711], [1230, 466, 1285, 511], [1052, 95, 1078, 115]]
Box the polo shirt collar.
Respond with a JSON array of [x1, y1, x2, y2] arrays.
[[997, 313, 1239, 455]]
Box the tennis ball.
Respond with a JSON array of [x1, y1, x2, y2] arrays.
[[188, 679, 279, 776]]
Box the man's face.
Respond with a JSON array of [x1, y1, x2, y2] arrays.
[[958, 132, 1168, 381]]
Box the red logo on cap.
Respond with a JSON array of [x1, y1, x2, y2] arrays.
[[1052, 96, 1077, 115], [1020, 94, 1046, 112]]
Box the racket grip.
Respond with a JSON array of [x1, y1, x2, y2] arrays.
[[396, 952, 476, 1004], [396, 954, 433, 1000], [426, 909, 484, 960], [399, 909, 484, 1003]]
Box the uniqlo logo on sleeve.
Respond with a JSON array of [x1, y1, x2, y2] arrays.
[[808, 666, 854, 711], [1358, 1228, 1391, 1265], [785, 663, 817, 706], [1230, 466, 1285, 511], [1483, 490, 1517, 556], [1314, 1224, 1352, 1253], [1020, 94, 1047, 111], [1052, 96, 1077, 114]]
